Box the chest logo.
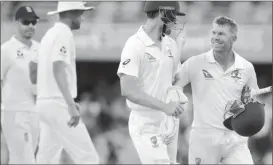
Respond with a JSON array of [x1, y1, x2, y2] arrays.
[[202, 69, 214, 79], [231, 69, 242, 82], [167, 48, 173, 58], [145, 53, 157, 62], [17, 50, 24, 58]]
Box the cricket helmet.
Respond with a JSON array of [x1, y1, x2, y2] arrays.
[[143, 1, 186, 39], [143, 1, 185, 16], [223, 100, 265, 137]]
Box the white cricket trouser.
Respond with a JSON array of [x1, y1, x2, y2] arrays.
[[188, 128, 253, 164], [36, 98, 99, 164], [129, 110, 171, 164], [1, 110, 39, 164]]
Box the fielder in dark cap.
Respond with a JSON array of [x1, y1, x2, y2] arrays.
[[15, 6, 39, 40], [1, 5, 40, 164], [117, 1, 187, 164]]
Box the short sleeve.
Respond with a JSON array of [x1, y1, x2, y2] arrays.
[[1, 45, 13, 80], [51, 33, 71, 64], [177, 57, 192, 87], [246, 63, 259, 90], [117, 38, 141, 78]]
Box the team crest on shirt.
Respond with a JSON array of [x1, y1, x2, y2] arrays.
[[150, 136, 159, 147], [167, 49, 173, 58], [16, 50, 24, 58], [166, 47, 173, 58], [231, 69, 242, 82]]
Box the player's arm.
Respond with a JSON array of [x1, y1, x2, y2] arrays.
[[120, 74, 169, 112], [53, 61, 75, 106], [52, 36, 80, 127], [117, 40, 168, 111], [117, 39, 182, 115], [51, 37, 75, 107], [173, 58, 191, 87], [246, 63, 259, 90], [246, 63, 263, 102]]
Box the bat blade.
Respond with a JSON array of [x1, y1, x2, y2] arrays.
[[251, 86, 272, 97]]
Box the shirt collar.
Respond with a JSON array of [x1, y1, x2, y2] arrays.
[[136, 25, 155, 46], [206, 49, 244, 69], [11, 35, 33, 49]]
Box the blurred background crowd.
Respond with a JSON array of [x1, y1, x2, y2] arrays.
[[1, 1, 272, 164]]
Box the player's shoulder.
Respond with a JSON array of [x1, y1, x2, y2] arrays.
[[1, 38, 15, 54], [235, 53, 254, 70], [124, 33, 145, 51], [43, 24, 72, 42], [185, 51, 209, 64], [1, 38, 13, 49]]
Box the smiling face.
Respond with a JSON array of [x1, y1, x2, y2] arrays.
[[211, 23, 237, 53]]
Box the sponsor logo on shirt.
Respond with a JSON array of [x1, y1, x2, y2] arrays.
[[231, 69, 242, 82], [145, 53, 157, 62], [60, 46, 67, 55], [202, 69, 214, 80]]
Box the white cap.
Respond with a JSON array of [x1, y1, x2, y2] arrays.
[[48, 2, 94, 15]]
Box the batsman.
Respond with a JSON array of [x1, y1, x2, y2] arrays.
[[117, 1, 188, 164], [175, 16, 271, 164]]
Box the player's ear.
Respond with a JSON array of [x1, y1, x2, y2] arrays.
[[231, 35, 237, 44]]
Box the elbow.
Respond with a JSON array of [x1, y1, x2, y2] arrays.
[[121, 87, 138, 102], [121, 87, 130, 98]]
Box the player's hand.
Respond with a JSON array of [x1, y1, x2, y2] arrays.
[[67, 102, 81, 128], [163, 101, 186, 117]]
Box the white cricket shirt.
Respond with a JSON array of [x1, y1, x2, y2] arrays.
[[37, 22, 77, 99], [178, 49, 259, 130], [1, 36, 39, 111], [117, 26, 181, 111]]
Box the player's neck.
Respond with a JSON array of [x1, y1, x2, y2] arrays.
[[213, 49, 235, 71], [143, 21, 161, 45], [59, 19, 72, 30], [14, 34, 32, 48]]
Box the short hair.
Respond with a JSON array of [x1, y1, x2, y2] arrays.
[[213, 16, 238, 36]]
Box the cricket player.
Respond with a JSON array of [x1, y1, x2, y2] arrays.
[[175, 16, 259, 164], [36, 2, 99, 164], [1, 6, 40, 164], [117, 1, 187, 164]]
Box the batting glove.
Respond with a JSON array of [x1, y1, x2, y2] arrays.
[[160, 86, 188, 144]]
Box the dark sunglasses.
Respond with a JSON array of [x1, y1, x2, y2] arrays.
[[21, 20, 38, 26]]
